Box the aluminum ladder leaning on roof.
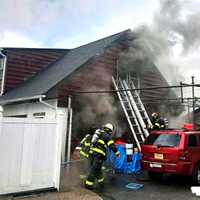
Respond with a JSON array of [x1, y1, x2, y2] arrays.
[[128, 79, 152, 135], [122, 78, 152, 138], [112, 76, 144, 151]]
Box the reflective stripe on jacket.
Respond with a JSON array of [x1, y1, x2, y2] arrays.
[[80, 134, 92, 158], [90, 130, 119, 159]]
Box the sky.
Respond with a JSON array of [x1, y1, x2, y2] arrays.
[[0, 0, 200, 98], [0, 0, 159, 48]]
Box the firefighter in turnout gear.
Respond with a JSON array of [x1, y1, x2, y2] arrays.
[[85, 123, 120, 190], [149, 112, 166, 130]]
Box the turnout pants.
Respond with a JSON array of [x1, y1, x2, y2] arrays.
[[85, 156, 104, 189], [80, 155, 92, 179]]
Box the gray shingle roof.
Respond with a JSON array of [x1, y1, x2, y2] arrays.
[[0, 30, 129, 104]]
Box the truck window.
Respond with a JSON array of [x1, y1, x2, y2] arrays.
[[144, 133, 181, 147], [144, 134, 160, 145], [188, 135, 197, 147]]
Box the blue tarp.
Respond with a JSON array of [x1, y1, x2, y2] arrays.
[[107, 144, 141, 174]]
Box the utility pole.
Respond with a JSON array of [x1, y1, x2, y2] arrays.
[[180, 81, 183, 103], [192, 76, 195, 130]]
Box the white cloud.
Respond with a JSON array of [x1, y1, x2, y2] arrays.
[[0, 31, 44, 48], [0, 0, 159, 48]]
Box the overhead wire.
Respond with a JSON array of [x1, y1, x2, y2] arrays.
[[70, 83, 200, 95]]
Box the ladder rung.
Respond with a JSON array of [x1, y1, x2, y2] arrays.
[[131, 124, 138, 127], [136, 131, 144, 134], [129, 116, 136, 119], [124, 105, 131, 108]]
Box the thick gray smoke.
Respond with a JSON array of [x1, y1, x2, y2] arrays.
[[154, 0, 200, 126], [73, 92, 121, 139], [121, 0, 200, 84], [66, 0, 200, 132], [153, 0, 200, 84], [119, 25, 185, 86], [155, 0, 200, 53], [72, 63, 121, 139], [119, 0, 200, 128], [119, 25, 170, 74]]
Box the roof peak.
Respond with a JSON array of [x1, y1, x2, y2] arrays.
[[73, 29, 131, 50]]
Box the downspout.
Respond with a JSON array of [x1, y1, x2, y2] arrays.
[[0, 49, 7, 96]]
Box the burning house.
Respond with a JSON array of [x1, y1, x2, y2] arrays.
[[0, 29, 181, 157]]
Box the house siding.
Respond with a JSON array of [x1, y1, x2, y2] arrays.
[[3, 49, 68, 93], [56, 44, 125, 103]]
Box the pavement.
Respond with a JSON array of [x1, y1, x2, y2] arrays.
[[98, 171, 200, 200], [10, 188, 101, 200], [1, 163, 199, 200], [2, 150, 199, 200], [0, 160, 102, 200]]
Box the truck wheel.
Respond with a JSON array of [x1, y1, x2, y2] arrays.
[[148, 171, 163, 180], [193, 162, 200, 185]]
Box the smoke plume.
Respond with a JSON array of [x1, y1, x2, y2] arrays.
[[155, 0, 200, 53], [119, 0, 200, 128]]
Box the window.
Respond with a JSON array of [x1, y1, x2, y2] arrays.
[[33, 112, 45, 118], [144, 133, 181, 147], [127, 71, 140, 91], [144, 134, 160, 145], [5, 115, 27, 118], [188, 135, 197, 147]]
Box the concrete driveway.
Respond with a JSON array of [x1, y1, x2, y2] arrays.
[[97, 171, 199, 200], [0, 160, 198, 200]]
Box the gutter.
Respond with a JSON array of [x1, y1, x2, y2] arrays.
[[0, 95, 46, 105], [39, 97, 57, 110], [0, 49, 7, 96]]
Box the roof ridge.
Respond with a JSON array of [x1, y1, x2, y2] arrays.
[[1, 47, 70, 51], [73, 29, 131, 50], [0, 29, 131, 104]]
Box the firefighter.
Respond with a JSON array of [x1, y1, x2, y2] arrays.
[[149, 112, 166, 130], [85, 123, 120, 190]]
